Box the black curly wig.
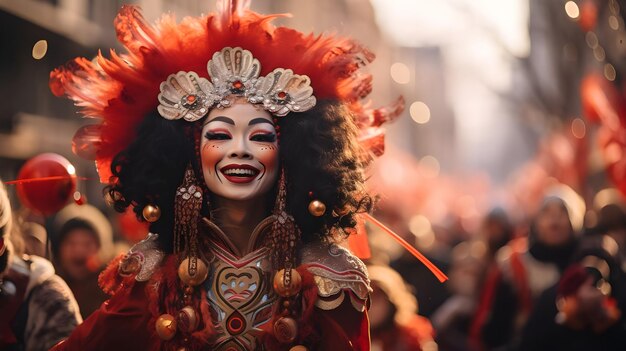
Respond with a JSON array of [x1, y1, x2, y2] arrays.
[[107, 100, 372, 253]]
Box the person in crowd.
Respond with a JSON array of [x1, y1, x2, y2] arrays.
[[0, 181, 82, 350], [20, 221, 48, 258], [431, 241, 484, 351], [470, 196, 577, 350], [480, 208, 514, 261], [519, 235, 626, 350], [51, 203, 114, 318], [368, 264, 437, 351]]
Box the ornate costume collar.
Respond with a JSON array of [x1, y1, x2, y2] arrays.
[[201, 216, 275, 258]]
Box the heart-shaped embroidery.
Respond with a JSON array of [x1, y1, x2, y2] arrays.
[[213, 266, 264, 310]]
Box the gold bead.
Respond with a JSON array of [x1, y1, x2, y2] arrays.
[[177, 306, 199, 333], [290, 346, 308, 351], [308, 200, 326, 217], [273, 269, 302, 297], [273, 316, 298, 343], [178, 257, 209, 286], [155, 314, 177, 340], [142, 204, 161, 222]]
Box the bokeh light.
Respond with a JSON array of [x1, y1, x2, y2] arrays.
[[390, 62, 411, 84], [609, 15, 620, 30], [571, 118, 586, 139], [604, 63, 616, 81], [565, 1, 580, 19], [410, 101, 431, 124], [32, 39, 48, 60]]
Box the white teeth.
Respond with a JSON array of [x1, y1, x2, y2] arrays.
[[223, 168, 256, 176]]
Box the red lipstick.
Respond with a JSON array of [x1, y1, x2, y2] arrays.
[[219, 164, 260, 184]]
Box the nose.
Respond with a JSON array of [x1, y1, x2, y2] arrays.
[[228, 138, 252, 159]]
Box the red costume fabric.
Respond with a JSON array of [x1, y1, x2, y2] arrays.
[[51, 256, 370, 351]]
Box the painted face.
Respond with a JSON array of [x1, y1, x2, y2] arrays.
[[201, 103, 279, 201]]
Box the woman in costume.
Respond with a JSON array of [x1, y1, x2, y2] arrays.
[[49, 1, 402, 350]]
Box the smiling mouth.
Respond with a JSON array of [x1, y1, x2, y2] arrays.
[[220, 164, 260, 184]]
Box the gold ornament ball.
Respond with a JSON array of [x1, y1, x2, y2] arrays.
[[155, 314, 177, 340], [273, 269, 302, 297], [308, 200, 326, 217], [177, 306, 199, 333], [290, 346, 308, 351], [178, 257, 209, 286], [142, 204, 161, 222], [273, 316, 298, 343]]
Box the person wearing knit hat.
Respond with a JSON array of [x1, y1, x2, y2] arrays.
[[51, 203, 115, 318], [471, 197, 578, 350]]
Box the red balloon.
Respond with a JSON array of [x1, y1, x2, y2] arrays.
[[16, 153, 77, 216]]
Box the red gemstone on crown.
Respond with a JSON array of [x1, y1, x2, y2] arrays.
[[186, 95, 196, 103], [232, 81, 244, 89], [277, 91, 287, 99]]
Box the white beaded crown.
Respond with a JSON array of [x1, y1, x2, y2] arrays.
[[157, 47, 317, 121]]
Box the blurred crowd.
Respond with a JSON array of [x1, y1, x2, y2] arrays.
[[365, 190, 626, 351], [2, 176, 626, 350]]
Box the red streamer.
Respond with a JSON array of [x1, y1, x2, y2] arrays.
[[4, 176, 88, 185], [362, 213, 448, 283]]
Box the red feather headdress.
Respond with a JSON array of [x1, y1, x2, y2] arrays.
[[50, 0, 403, 183]]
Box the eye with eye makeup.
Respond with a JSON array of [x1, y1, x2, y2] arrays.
[[250, 132, 277, 143], [204, 131, 231, 140]]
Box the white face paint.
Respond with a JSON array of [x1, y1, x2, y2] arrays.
[[200, 102, 279, 202]]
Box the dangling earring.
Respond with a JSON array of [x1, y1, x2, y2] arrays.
[[175, 165, 208, 283], [269, 168, 302, 345], [156, 165, 206, 343]]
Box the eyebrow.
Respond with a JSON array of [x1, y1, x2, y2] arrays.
[[205, 116, 235, 125], [248, 118, 275, 126]]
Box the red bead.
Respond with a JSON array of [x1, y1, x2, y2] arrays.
[[232, 81, 243, 89], [186, 95, 196, 103], [277, 91, 287, 99]]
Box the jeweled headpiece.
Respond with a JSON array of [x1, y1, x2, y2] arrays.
[[158, 47, 316, 121]]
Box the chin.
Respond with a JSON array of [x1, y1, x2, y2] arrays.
[[213, 186, 272, 202]]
